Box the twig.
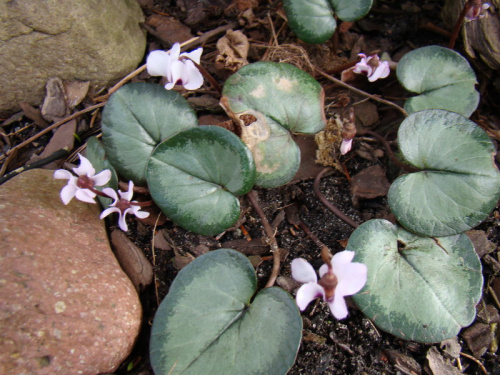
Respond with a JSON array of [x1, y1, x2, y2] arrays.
[[314, 67, 408, 117], [0, 147, 69, 185], [313, 168, 360, 228], [449, 1, 471, 49], [151, 214, 164, 307], [362, 130, 420, 173], [0, 103, 105, 162], [459, 352, 488, 375], [247, 190, 281, 288]]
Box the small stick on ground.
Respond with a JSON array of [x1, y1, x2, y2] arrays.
[[247, 190, 281, 288], [459, 352, 488, 375], [313, 167, 360, 228], [314, 67, 408, 117]]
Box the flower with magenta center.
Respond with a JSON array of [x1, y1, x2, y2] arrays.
[[291, 251, 367, 320], [100, 181, 150, 232], [147, 42, 204, 90], [353, 53, 390, 82], [53, 154, 111, 205], [465, 0, 490, 21]]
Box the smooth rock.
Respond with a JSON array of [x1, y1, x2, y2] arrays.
[[0, 0, 146, 116], [0, 169, 142, 374]]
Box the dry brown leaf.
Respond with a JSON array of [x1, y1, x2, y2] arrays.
[[215, 29, 249, 72]]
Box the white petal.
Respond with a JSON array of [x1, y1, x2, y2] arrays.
[[291, 258, 318, 283], [340, 139, 353, 155], [100, 207, 120, 219], [147, 50, 170, 77], [353, 64, 371, 76], [335, 263, 368, 297], [168, 43, 181, 60], [328, 295, 349, 320], [117, 211, 129, 231], [120, 181, 134, 201], [182, 60, 204, 90], [54, 169, 73, 180], [73, 154, 95, 176], [296, 283, 325, 311], [165, 60, 185, 89], [368, 62, 390, 82], [74, 189, 97, 204], [181, 47, 203, 64], [102, 187, 118, 203], [60, 184, 78, 205], [91, 169, 112, 186], [131, 206, 150, 219]]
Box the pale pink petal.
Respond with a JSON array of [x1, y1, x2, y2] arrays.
[[73, 154, 95, 176], [60, 184, 78, 205], [91, 169, 112, 186], [100, 206, 120, 219], [327, 295, 349, 320], [147, 50, 171, 77], [181, 47, 203, 64], [182, 60, 204, 90], [102, 187, 118, 203], [332, 250, 355, 266], [117, 210, 129, 231], [131, 205, 150, 219], [291, 258, 318, 284], [74, 189, 97, 204], [53, 169, 73, 180], [335, 263, 368, 297], [296, 282, 325, 311], [319, 263, 328, 278], [340, 139, 353, 155], [120, 181, 134, 201], [353, 64, 372, 76], [368, 61, 390, 82]]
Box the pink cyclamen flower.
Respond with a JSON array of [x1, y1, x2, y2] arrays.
[[291, 251, 367, 320], [100, 181, 150, 232], [353, 53, 390, 82], [53, 154, 111, 205], [147, 42, 204, 90], [465, 0, 490, 21], [340, 139, 353, 155]]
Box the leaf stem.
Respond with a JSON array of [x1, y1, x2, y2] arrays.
[[246, 190, 281, 288]]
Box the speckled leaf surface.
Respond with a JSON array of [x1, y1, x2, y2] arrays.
[[150, 249, 302, 375], [101, 82, 198, 185], [146, 126, 256, 236], [388, 109, 500, 237], [397, 46, 479, 117], [349, 220, 483, 343]]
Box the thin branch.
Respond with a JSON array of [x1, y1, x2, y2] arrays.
[[313, 168, 360, 228], [247, 190, 281, 288], [0, 103, 105, 162], [314, 67, 408, 117]]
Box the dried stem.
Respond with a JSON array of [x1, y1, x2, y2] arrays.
[[449, 1, 471, 49], [313, 168, 360, 228], [314, 67, 408, 117], [246, 190, 281, 288]]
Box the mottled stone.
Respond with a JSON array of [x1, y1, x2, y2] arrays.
[[0, 0, 146, 116], [0, 169, 142, 374]]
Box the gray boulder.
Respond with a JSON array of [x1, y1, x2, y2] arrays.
[[0, 169, 142, 374], [0, 0, 146, 116]]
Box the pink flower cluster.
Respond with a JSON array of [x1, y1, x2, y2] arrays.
[[54, 154, 149, 231]]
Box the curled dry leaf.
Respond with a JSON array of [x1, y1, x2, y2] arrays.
[[215, 29, 249, 72], [110, 229, 153, 291]]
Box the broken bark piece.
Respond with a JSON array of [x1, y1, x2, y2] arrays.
[[466, 229, 496, 258], [462, 322, 492, 358], [110, 229, 153, 291], [426, 346, 461, 375], [385, 349, 422, 375], [350, 165, 390, 206]]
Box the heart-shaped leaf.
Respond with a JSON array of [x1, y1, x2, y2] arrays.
[[282, 0, 373, 44], [101, 82, 198, 185], [150, 249, 302, 375], [349, 219, 483, 343], [388, 109, 500, 237], [146, 126, 256, 236], [396, 46, 479, 117], [221, 62, 326, 187], [85, 136, 118, 207]]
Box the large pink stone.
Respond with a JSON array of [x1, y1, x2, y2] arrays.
[[0, 169, 142, 374]]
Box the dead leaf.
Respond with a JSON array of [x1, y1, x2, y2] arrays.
[[426, 346, 462, 375], [440, 337, 462, 359], [110, 229, 154, 291], [215, 29, 249, 72], [384, 349, 422, 375], [172, 247, 195, 270], [146, 14, 194, 45], [19, 102, 50, 128], [64, 81, 90, 108], [462, 322, 492, 358], [350, 165, 390, 206], [153, 229, 172, 251], [466, 229, 496, 258], [41, 77, 69, 122]]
